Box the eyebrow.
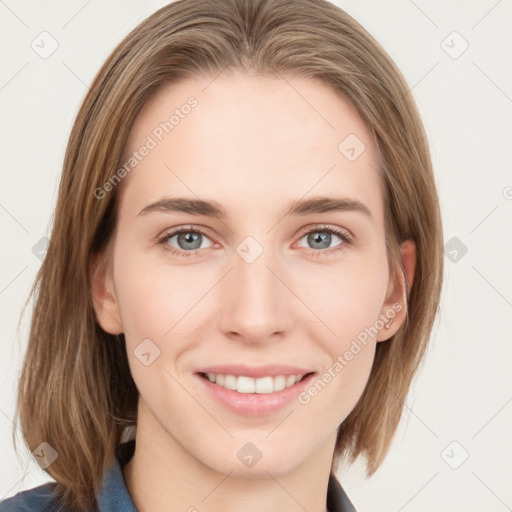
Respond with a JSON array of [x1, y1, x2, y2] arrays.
[[137, 196, 372, 220]]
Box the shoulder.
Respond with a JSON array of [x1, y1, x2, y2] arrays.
[[0, 482, 60, 512]]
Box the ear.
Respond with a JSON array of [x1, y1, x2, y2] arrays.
[[89, 250, 124, 335], [376, 239, 416, 342]]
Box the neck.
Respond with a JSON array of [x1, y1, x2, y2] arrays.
[[122, 402, 336, 512]]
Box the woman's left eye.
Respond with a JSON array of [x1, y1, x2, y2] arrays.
[[296, 225, 353, 254], [157, 224, 353, 258]]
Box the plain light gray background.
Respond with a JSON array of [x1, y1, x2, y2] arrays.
[[1, 1, 511, 510]]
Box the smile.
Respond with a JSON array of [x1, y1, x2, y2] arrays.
[[200, 372, 308, 394]]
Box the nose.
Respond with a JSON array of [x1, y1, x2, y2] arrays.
[[218, 238, 294, 345]]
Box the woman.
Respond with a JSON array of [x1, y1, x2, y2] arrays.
[[1, 0, 443, 510]]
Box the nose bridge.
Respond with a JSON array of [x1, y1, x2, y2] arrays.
[[234, 233, 283, 311], [218, 234, 291, 341]]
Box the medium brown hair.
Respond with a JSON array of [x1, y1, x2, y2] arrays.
[[13, 0, 443, 510]]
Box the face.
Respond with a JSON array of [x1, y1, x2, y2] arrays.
[[92, 71, 410, 477]]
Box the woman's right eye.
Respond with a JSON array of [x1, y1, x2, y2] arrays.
[[158, 227, 214, 257]]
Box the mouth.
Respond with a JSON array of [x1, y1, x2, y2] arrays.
[[193, 363, 317, 416], [197, 371, 315, 394], [194, 369, 317, 416]]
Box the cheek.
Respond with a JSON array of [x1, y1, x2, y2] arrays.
[[113, 251, 204, 339], [298, 310, 378, 426], [112, 254, 223, 397], [294, 259, 387, 412], [298, 257, 389, 343], [114, 263, 201, 410]]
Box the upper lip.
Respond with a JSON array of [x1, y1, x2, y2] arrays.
[[195, 364, 315, 378]]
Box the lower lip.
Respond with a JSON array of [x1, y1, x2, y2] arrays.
[[195, 373, 316, 416]]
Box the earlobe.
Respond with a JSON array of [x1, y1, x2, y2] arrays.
[[89, 251, 124, 335], [377, 239, 416, 342]]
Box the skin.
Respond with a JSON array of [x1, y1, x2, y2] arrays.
[[91, 71, 415, 512]]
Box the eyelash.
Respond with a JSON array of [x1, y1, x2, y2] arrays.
[[157, 224, 354, 258]]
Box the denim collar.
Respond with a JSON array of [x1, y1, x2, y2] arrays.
[[96, 441, 138, 511]]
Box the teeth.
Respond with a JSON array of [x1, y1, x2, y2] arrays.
[[205, 373, 307, 394], [285, 375, 296, 387], [224, 374, 237, 390], [237, 376, 256, 393], [255, 376, 273, 394]]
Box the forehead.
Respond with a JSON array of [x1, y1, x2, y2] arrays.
[[117, 71, 384, 224]]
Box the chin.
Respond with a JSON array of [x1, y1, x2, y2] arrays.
[[198, 444, 305, 479]]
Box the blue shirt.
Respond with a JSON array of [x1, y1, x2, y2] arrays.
[[0, 440, 357, 511]]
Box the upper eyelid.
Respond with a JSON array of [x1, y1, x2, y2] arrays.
[[159, 225, 214, 242], [297, 224, 353, 239]]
